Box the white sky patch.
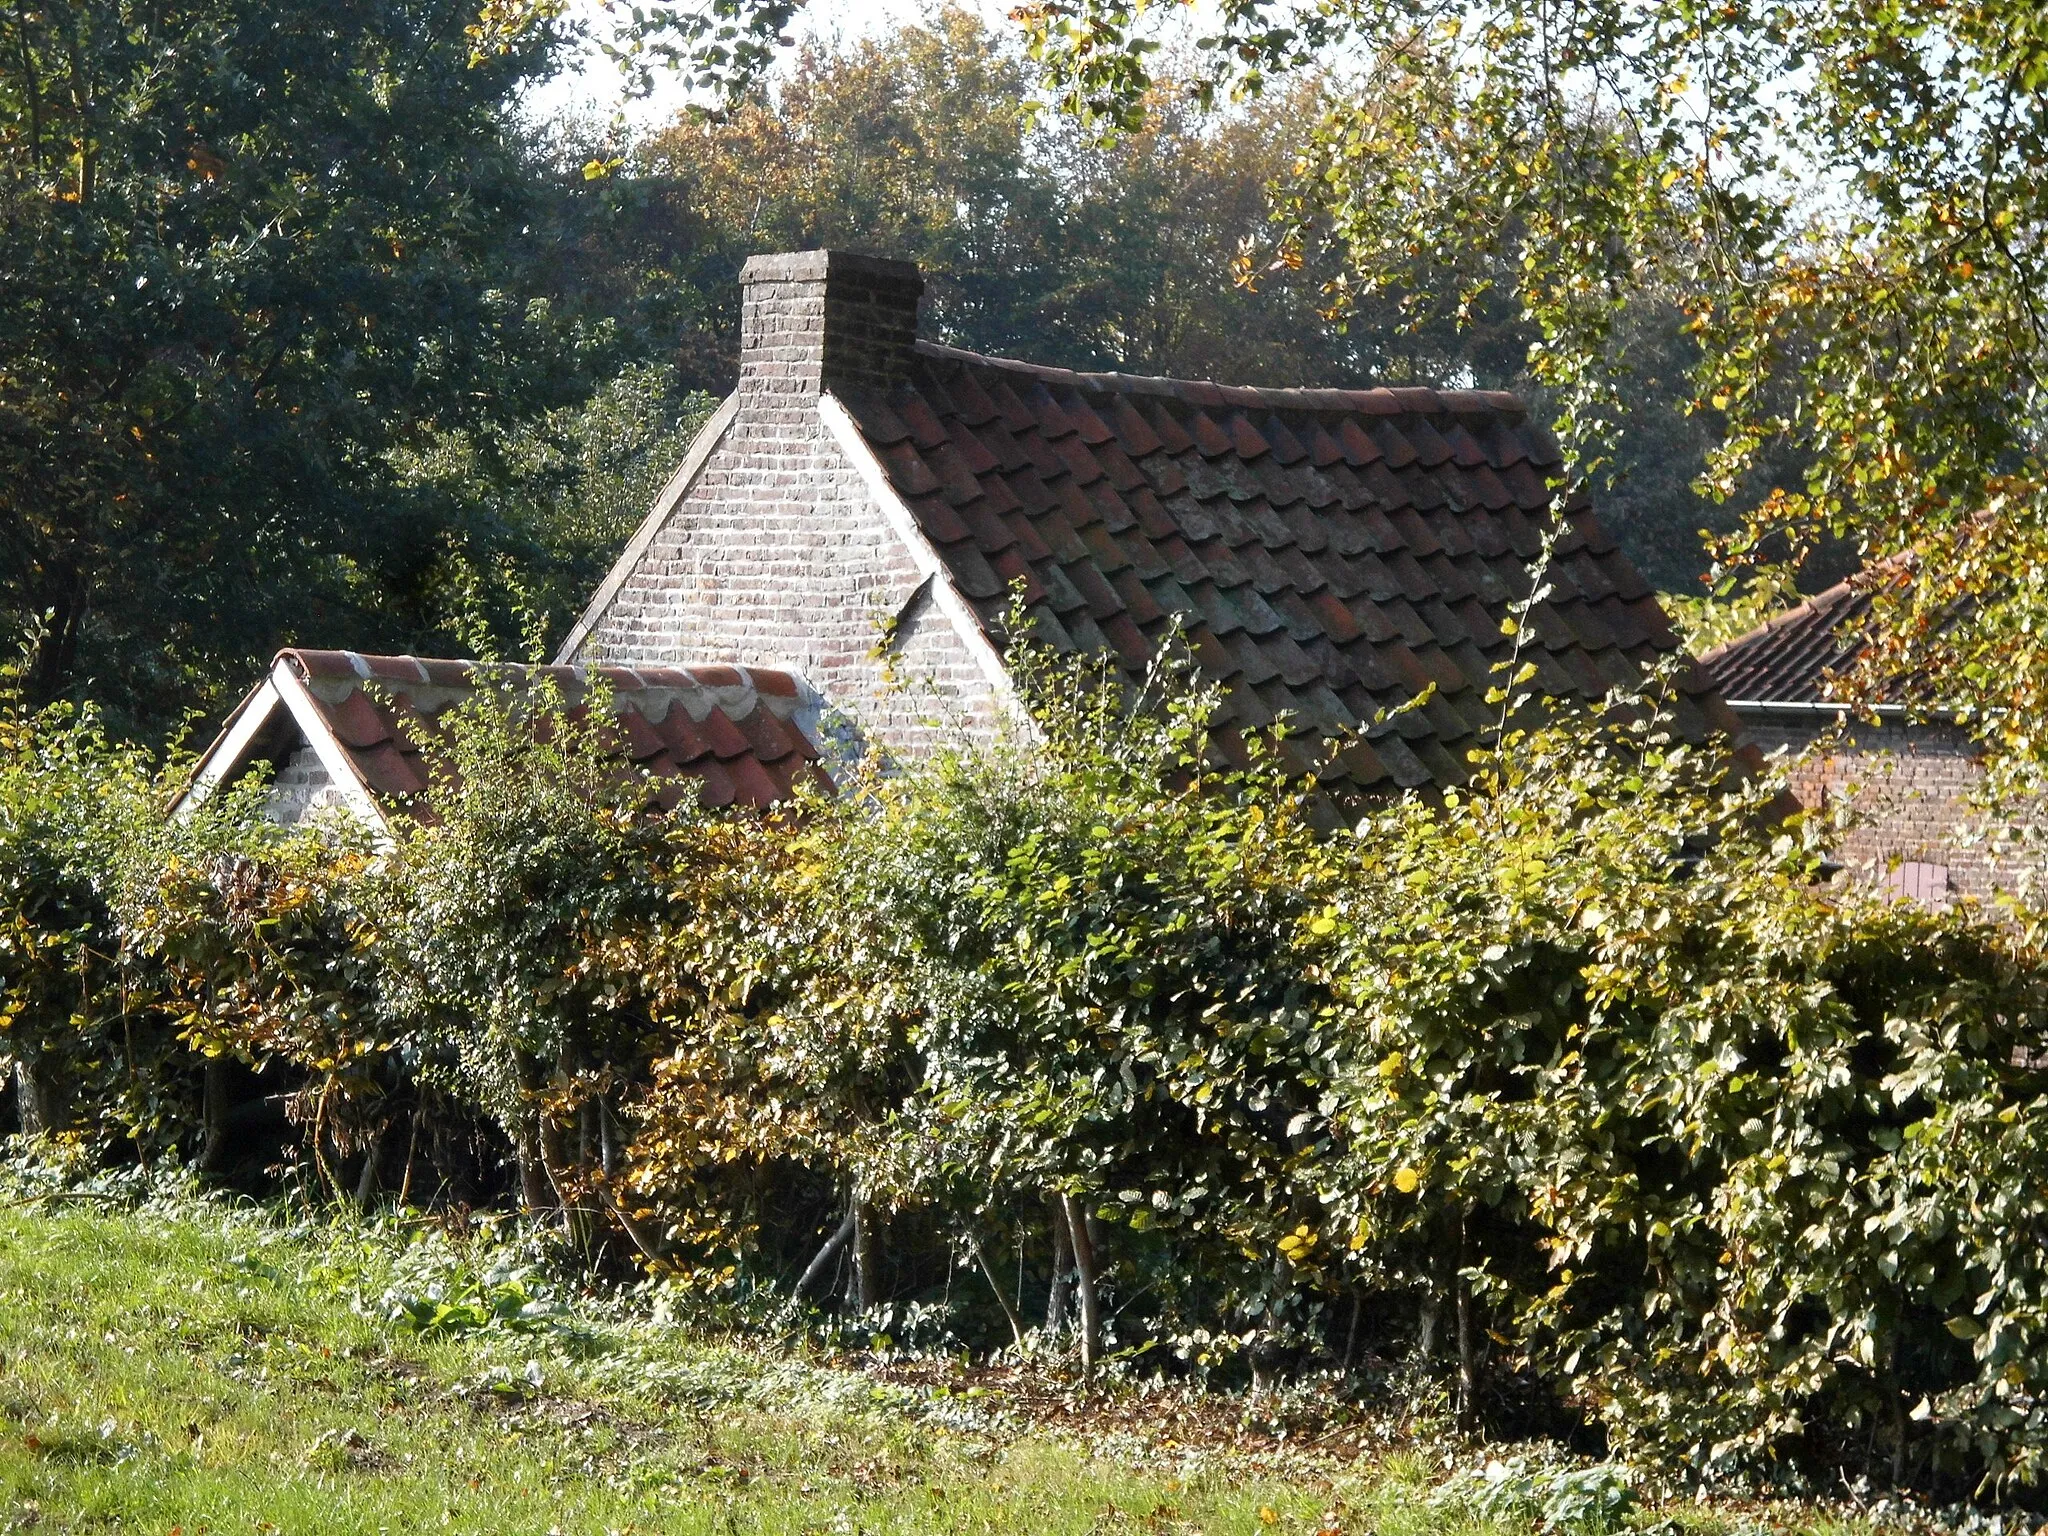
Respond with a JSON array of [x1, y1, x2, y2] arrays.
[[519, 0, 1021, 135]]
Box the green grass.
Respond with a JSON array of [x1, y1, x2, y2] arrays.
[[0, 1195, 1866, 1535], [0, 1198, 1408, 1534]]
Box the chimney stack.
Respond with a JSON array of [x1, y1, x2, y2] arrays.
[[737, 250, 924, 401]]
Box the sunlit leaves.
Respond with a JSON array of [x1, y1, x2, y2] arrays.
[[1009, 0, 2048, 791], [16, 647, 2048, 1484]]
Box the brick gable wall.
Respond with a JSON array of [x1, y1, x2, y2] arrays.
[[566, 250, 1003, 760], [1746, 715, 2048, 904]]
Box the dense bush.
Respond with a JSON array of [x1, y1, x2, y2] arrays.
[[6, 654, 2048, 1500], [0, 703, 188, 1151], [1314, 703, 2048, 1492]]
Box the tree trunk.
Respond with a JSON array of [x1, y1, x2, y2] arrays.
[[16, 1060, 50, 1139], [598, 1098, 619, 1177], [25, 571, 86, 707], [1892, 1389, 1910, 1488], [353, 1127, 383, 1209], [797, 1203, 858, 1297], [1416, 1292, 1439, 1363], [1045, 1194, 1073, 1340], [308, 1078, 344, 1203], [511, 1054, 556, 1215], [538, 1106, 593, 1247], [965, 1227, 1026, 1351], [849, 1198, 880, 1311], [514, 1105, 554, 1214], [198, 1058, 231, 1175], [1062, 1194, 1101, 1377], [1454, 1220, 1477, 1426], [397, 1104, 422, 1207], [596, 1183, 670, 1268]]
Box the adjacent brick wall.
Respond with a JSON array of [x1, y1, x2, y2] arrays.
[[1744, 713, 2048, 904], [569, 249, 1001, 760]]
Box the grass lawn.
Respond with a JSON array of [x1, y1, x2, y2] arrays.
[[0, 1194, 1853, 1535]]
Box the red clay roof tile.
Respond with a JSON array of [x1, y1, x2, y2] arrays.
[[847, 341, 1716, 795], [1180, 411, 1228, 459], [353, 740, 429, 798], [691, 757, 739, 809], [911, 495, 972, 545], [1228, 414, 1271, 460], [322, 687, 393, 751], [1063, 393, 1115, 446], [251, 653, 825, 824], [1111, 397, 1163, 457], [1697, 577, 1877, 706], [895, 393, 949, 450]]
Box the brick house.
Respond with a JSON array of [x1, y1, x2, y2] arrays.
[[184, 248, 1735, 828], [555, 249, 1734, 790], [1699, 577, 2045, 905]]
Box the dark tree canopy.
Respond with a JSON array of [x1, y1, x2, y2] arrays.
[[1, 0, 1766, 736], [0, 0, 624, 729]]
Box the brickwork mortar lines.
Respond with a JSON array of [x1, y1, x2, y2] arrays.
[[1746, 715, 2048, 903]]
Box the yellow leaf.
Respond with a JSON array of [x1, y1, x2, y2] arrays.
[[1394, 1166, 1420, 1194]]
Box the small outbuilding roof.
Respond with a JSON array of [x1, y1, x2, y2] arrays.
[[1697, 577, 1883, 710], [174, 649, 830, 832]]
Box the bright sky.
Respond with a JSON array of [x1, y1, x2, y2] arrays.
[[519, 0, 1021, 135]]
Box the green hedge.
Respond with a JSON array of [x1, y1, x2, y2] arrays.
[[5, 656, 2048, 1499]]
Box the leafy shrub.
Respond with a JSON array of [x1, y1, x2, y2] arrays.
[[364, 670, 681, 1228], [1437, 1455, 1638, 1534], [1312, 693, 2048, 1494], [382, 1267, 569, 1339], [0, 701, 182, 1151], [16, 643, 2048, 1499]]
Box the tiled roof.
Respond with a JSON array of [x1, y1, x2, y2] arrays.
[[1696, 580, 1875, 707], [244, 650, 828, 816], [839, 342, 1734, 791]]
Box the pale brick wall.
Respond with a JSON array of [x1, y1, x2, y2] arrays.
[[265, 744, 345, 826], [567, 251, 1002, 763], [1744, 714, 2048, 905]]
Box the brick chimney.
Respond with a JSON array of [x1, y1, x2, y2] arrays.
[[737, 250, 924, 400]]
